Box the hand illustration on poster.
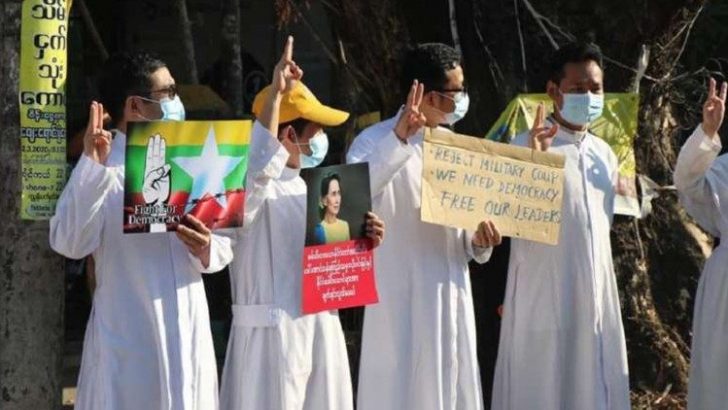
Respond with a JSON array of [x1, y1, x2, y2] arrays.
[[124, 120, 251, 233]]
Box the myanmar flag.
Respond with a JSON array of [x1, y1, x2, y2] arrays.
[[124, 120, 250, 233]]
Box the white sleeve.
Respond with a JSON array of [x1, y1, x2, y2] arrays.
[[463, 229, 493, 264], [49, 154, 116, 259], [187, 233, 234, 273], [244, 121, 290, 226], [347, 129, 415, 197], [674, 125, 723, 236]]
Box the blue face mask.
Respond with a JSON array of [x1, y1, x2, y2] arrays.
[[299, 131, 329, 168], [559, 92, 603, 125], [137, 95, 186, 121], [159, 95, 186, 121], [437, 91, 470, 125]]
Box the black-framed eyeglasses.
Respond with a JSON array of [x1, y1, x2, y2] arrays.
[[432, 86, 467, 94], [145, 84, 178, 100]]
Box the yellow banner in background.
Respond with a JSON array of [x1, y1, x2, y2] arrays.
[[485, 93, 641, 217], [19, 0, 70, 219]]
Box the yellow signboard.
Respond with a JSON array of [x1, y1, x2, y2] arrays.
[[422, 129, 566, 245], [19, 0, 70, 219]]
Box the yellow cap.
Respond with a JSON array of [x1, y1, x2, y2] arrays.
[[252, 81, 350, 126]]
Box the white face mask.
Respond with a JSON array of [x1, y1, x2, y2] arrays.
[[558, 91, 603, 125], [294, 130, 329, 168], [435, 91, 470, 125], [136, 95, 186, 121]]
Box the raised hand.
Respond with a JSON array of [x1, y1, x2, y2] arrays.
[[394, 80, 427, 141], [142, 134, 171, 205], [529, 103, 559, 152], [365, 211, 385, 248], [702, 77, 727, 138], [472, 220, 502, 248], [83, 101, 112, 164], [272, 35, 303, 95]]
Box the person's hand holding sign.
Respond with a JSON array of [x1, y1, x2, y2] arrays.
[[177, 214, 213, 268], [365, 212, 386, 248], [472, 220, 502, 248], [142, 134, 171, 205], [529, 103, 559, 152], [394, 80, 427, 142], [83, 101, 112, 164], [702, 77, 727, 139]]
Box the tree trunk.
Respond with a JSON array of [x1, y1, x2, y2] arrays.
[[220, 0, 244, 118], [0, 1, 65, 409], [172, 0, 199, 85]]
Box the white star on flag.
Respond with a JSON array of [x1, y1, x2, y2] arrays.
[[171, 126, 244, 213]]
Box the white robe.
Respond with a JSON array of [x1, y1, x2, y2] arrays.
[[491, 125, 630, 410], [219, 122, 353, 410], [49, 131, 232, 410], [674, 126, 728, 410], [347, 115, 492, 410]]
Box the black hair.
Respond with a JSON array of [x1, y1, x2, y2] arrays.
[[279, 118, 310, 140], [548, 42, 604, 84], [97, 51, 167, 125], [319, 172, 341, 218], [401, 43, 462, 95], [320, 172, 341, 198]]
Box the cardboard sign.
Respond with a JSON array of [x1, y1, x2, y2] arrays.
[[300, 163, 378, 314], [422, 128, 566, 245], [124, 120, 250, 233]]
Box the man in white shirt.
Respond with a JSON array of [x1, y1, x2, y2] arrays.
[[674, 77, 728, 410], [347, 43, 502, 410], [50, 52, 232, 410], [491, 42, 630, 410], [219, 36, 385, 410]]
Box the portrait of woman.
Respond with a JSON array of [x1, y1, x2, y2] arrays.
[[314, 172, 351, 244]]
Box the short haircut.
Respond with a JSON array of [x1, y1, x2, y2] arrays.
[[279, 118, 310, 140], [320, 172, 341, 198], [401, 43, 462, 95], [548, 42, 604, 84], [98, 51, 167, 124]]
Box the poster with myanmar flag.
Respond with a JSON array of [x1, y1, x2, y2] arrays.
[[124, 120, 251, 234]]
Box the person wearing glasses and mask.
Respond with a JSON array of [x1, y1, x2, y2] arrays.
[[219, 37, 385, 410], [346, 43, 502, 410], [491, 42, 630, 410], [50, 52, 232, 410]]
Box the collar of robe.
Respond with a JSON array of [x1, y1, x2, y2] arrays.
[[281, 165, 302, 180], [106, 129, 127, 167], [547, 117, 588, 145]]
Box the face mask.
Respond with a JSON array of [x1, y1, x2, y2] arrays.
[[437, 92, 470, 125], [159, 95, 186, 121], [559, 91, 603, 125], [296, 130, 329, 169], [137, 95, 186, 121]]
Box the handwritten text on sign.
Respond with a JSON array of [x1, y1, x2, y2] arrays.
[[421, 129, 566, 245]]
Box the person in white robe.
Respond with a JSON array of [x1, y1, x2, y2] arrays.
[[491, 42, 630, 410], [674, 77, 728, 410], [347, 43, 502, 410], [49, 52, 233, 410], [219, 36, 386, 410]]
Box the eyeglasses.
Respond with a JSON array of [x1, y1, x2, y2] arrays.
[[146, 84, 178, 100], [434, 87, 468, 103]]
